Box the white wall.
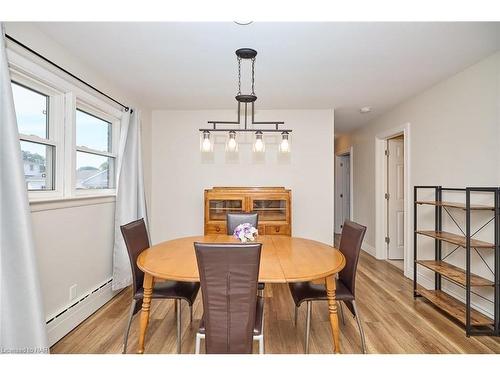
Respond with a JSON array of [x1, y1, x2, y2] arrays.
[[30, 200, 115, 318], [345, 51, 500, 316], [4, 23, 153, 345], [150, 109, 335, 246]]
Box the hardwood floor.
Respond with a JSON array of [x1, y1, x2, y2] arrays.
[[386, 259, 404, 271], [50, 251, 500, 354]]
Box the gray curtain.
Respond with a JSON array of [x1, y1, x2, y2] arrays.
[[112, 109, 148, 290], [0, 24, 49, 353]]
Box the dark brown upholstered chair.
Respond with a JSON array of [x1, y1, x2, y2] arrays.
[[226, 212, 259, 235], [194, 242, 263, 354], [120, 218, 200, 354], [288, 220, 367, 353], [226, 212, 265, 295]]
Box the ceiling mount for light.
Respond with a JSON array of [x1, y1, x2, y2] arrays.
[[234, 21, 254, 26], [235, 48, 257, 59], [199, 48, 292, 153]]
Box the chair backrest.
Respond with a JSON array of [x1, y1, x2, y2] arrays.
[[338, 220, 366, 298], [194, 242, 262, 354], [226, 212, 259, 235], [120, 218, 150, 296]]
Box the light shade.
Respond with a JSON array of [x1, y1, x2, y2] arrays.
[[225, 131, 238, 152], [253, 131, 265, 153], [279, 132, 291, 153], [200, 131, 213, 152]]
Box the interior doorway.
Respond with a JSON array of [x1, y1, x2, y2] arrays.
[[334, 149, 352, 235], [375, 123, 411, 278], [386, 135, 405, 269]]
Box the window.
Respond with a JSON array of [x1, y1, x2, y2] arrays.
[[12, 81, 55, 191], [9, 49, 123, 201], [75, 109, 116, 190]]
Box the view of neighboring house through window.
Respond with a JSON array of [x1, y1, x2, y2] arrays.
[[75, 109, 115, 189], [12, 81, 54, 191]]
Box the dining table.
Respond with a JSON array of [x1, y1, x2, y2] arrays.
[[136, 234, 346, 353]]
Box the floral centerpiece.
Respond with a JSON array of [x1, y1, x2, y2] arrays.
[[233, 223, 258, 242]]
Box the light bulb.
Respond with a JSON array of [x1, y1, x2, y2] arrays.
[[226, 131, 238, 152], [280, 139, 289, 153], [279, 132, 290, 153], [200, 131, 212, 152], [254, 139, 264, 152], [202, 138, 212, 152], [253, 131, 265, 153]]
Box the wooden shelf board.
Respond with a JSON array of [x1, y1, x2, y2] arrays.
[[416, 230, 494, 249], [209, 208, 242, 211], [416, 260, 494, 287], [253, 208, 287, 211], [415, 200, 494, 210], [416, 286, 493, 326]]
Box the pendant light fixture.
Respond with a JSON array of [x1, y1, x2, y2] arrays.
[[226, 130, 238, 152], [253, 131, 265, 153], [200, 48, 292, 153], [279, 131, 291, 153], [200, 130, 213, 153]]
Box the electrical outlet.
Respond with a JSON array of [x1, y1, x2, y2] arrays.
[[69, 284, 77, 301]]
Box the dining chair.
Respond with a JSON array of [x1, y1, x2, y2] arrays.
[[193, 242, 264, 354], [288, 220, 367, 353], [120, 218, 200, 354], [226, 212, 259, 235], [226, 212, 265, 296]]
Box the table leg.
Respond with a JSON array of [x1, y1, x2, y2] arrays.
[[137, 273, 154, 354], [325, 275, 341, 353]]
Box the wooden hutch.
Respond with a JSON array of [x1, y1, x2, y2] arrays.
[[204, 187, 292, 236]]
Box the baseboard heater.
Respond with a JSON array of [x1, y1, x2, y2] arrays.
[[46, 279, 116, 346]]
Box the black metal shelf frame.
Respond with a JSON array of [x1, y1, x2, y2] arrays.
[[413, 185, 500, 337]]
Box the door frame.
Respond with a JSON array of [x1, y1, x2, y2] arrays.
[[375, 123, 412, 279], [334, 146, 354, 233]]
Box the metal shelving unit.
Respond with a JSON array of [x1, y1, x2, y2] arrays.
[[413, 186, 500, 336]]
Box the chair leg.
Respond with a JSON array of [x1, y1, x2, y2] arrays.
[[259, 312, 265, 354], [195, 333, 202, 354], [304, 301, 312, 354], [352, 300, 367, 354], [339, 301, 345, 325], [257, 335, 264, 354], [122, 299, 137, 354], [176, 299, 182, 354], [294, 305, 298, 326], [189, 304, 193, 324]]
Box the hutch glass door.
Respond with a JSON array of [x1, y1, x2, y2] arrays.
[[251, 198, 288, 222], [207, 197, 245, 222]]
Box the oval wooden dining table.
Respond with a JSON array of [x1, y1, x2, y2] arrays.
[[136, 234, 346, 354]]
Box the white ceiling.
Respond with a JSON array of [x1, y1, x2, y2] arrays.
[[31, 22, 500, 132]]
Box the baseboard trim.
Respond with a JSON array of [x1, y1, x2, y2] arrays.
[[46, 279, 118, 347], [362, 242, 376, 257]]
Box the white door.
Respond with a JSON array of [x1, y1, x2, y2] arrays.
[[387, 138, 404, 259], [342, 155, 350, 226], [335, 154, 350, 233]]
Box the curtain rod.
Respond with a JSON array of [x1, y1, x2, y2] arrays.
[[5, 34, 130, 112]]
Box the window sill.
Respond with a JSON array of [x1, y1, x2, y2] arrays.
[[30, 194, 116, 212]]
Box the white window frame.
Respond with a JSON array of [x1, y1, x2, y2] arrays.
[[73, 100, 120, 197], [10, 70, 65, 201], [7, 44, 124, 202]]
